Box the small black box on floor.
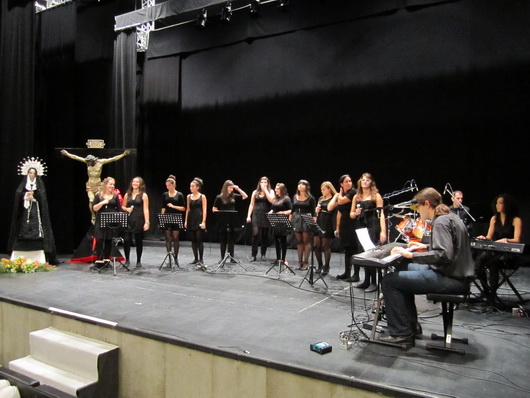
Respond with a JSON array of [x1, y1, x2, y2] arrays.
[[310, 341, 332, 355]]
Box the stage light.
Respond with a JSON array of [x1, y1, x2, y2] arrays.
[[250, 0, 260, 17], [197, 8, 207, 29], [221, 2, 233, 23], [278, 0, 290, 11]]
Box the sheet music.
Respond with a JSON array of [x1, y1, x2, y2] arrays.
[[356, 228, 376, 251]]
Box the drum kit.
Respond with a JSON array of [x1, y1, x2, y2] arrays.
[[395, 214, 432, 242]]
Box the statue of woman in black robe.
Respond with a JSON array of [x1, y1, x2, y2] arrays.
[[8, 159, 58, 265]]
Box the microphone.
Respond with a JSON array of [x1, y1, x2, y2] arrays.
[[393, 199, 418, 209]]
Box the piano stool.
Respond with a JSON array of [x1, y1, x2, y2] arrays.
[[425, 292, 469, 355]]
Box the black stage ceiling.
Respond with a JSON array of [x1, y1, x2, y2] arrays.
[[1, 241, 529, 398]]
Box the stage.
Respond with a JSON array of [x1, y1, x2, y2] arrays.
[[1, 240, 529, 398]]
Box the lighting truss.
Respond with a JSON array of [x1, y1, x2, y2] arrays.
[[34, 0, 73, 14], [136, 0, 156, 52]]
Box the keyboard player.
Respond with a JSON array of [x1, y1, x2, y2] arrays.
[[474, 193, 522, 300], [380, 187, 474, 347]]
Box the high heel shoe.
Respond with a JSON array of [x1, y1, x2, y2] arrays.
[[354, 280, 370, 289], [365, 283, 378, 293]]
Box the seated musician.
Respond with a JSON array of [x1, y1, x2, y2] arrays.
[[380, 187, 474, 346], [475, 194, 522, 300]]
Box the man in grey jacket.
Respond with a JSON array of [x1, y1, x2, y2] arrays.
[[380, 187, 475, 346]]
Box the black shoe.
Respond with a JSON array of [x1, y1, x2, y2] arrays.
[[354, 281, 370, 289], [250, 256, 257, 262], [336, 273, 350, 280], [190, 259, 199, 265], [413, 322, 422, 338], [378, 334, 414, 346], [230, 259, 237, 264], [321, 266, 329, 276], [136, 261, 142, 268], [350, 273, 360, 283], [365, 283, 378, 293], [260, 254, 266, 261]]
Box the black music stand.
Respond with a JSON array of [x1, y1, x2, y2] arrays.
[[298, 213, 328, 289], [213, 210, 247, 272], [265, 213, 295, 277], [98, 212, 129, 276], [158, 213, 184, 272]]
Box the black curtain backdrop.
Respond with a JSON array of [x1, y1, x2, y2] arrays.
[[0, 0, 36, 253], [1, 0, 529, 254]]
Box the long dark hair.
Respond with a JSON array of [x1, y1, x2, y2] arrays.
[[220, 179, 235, 204], [275, 183, 288, 200], [254, 176, 271, 198], [126, 176, 146, 196], [493, 193, 519, 225]]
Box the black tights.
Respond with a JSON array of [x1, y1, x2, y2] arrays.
[[219, 230, 235, 259], [251, 226, 269, 257], [165, 229, 180, 256], [189, 229, 204, 261], [124, 231, 144, 263], [295, 231, 311, 264], [314, 236, 331, 268], [274, 234, 288, 261]]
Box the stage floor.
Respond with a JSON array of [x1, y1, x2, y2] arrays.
[[1, 240, 529, 398]]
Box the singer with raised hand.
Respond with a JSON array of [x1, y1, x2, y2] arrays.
[[185, 178, 207, 266], [328, 174, 358, 282], [350, 173, 386, 292], [212, 180, 248, 263], [380, 187, 474, 347], [122, 176, 150, 268]]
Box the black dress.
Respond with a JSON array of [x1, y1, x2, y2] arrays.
[[270, 197, 293, 236], [337, 189, 357, 248], [93, 194, 122, 239], [125, 194, 146, 233], [291, 195, 316, 232], [187, 195, 205, 231], [251, 194, 271, 228], [162, 191, 185, 230], [355, 199, 381, 246], [317, 198, 335, 239]]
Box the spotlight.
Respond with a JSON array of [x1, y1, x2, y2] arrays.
[[278, 0, 290, 10], [197, 8, 207, 29], [249, 0, 260, 17], [221, 2, 232, 23]]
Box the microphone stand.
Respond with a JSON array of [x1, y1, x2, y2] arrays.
[[444, 184, 476, 222]]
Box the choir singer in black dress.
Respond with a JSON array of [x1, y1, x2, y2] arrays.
[[122, 177, 150, 268], [161, 175, 186, 263], [269, 183, 292, 266], [290, 180, 317, 270], [314, 181, 337, 276], [212, 180, 248, 262], [328, 174, 358, 281], [246, 177, 275, 262], [185, 178, 207, 266]]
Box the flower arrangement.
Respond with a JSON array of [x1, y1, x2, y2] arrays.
[[0, 257, 56, 274]]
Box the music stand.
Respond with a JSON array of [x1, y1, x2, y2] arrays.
[[98, 212, 128, 276], [213, 210, 247, 272], [265, 213, 295, 277], [157, 213, 184, 272], [298, 213, 328, 289]]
